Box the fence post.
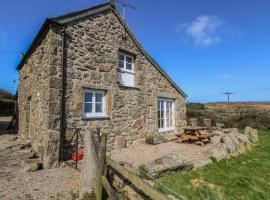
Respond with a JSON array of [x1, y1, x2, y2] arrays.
[[96, 131, 107, 200]]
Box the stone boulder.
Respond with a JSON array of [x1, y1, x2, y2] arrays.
[[236, 134, 250, 145], [245, 127, 259, 143], [114, 136, 127, 150], [163, 134, 178, 142], [21, 159, 42, 172], [139, 154, 193, 178], [221, 134, 240, 153], [145, 133, 164, 145], [207, 143, 228, 161], [222, 128, 239, 134]]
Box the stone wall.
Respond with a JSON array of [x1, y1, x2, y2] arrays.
[[18, 8, 186, 167], [18, 28, 62, 168], [58, 10, 186, 151]]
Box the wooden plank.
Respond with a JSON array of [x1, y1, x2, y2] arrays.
[[102, 176, 117, 200], [183, 127, 206, 131], [96, 132, 107, 200], [107, 158, 170, 200]]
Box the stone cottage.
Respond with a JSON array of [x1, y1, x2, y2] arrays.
[[17, 2, 187, 168]]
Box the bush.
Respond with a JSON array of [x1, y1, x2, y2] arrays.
[[187, 104, 270, 129], [0, 99, 15, 116], [0, 89, 15, 100], [187, 103, 205, 111]]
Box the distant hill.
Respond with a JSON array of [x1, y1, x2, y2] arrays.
[[187, 102, 270, 129], [205, 101, 270, 109], [0, 89, 15, 100]]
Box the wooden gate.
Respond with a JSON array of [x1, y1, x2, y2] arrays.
[[96, 132, 170, 200]]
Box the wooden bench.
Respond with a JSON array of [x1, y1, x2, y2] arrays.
[[177, 127, 212, 145]]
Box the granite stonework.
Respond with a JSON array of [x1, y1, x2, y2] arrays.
[[18, 8, 186, 168], [18, 29, 62, 168]]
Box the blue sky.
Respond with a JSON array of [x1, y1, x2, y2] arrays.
[[0, 0, 269, 102]]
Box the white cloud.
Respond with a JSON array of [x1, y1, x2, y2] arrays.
[[179, 15, 224, 46]]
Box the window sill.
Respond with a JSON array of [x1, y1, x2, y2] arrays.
[[158, 128, 175, 133], [117, 68, 134, 74], [82, 115, 111, 120], [118, 84, 140, 90]]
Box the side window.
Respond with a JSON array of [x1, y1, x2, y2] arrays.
[[117, 52, 134, 87], [82, 89, 106, 118], [158, 98, 174, 132]]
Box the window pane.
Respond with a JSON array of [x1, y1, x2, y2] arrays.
[[126, 56, 132, 63], [126, 63, 132, 70], [160, 101, 164, 109], [95, 93, 103, 103], [95, 103, 103, 113], [84, 103, 92, 113], [161, 116, 164, 128], [169, 102, 173, 127], [166, 105, 169, 127], [84, 92, 93, 102], [118, 54, 124, 61], [166, 101, 170, 110], [118, 60, 124, 68]]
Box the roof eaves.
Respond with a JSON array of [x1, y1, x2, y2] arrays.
[[17, 3, 112, 71], [17, 19, 51, 70]]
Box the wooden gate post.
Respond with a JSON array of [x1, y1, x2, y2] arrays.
[[96, 132, 107, 200]]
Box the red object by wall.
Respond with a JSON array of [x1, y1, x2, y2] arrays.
[[72, 149, 84, 161]]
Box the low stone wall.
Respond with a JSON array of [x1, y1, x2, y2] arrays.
[[126, 127, 259, 181], [80, 127, 259, 200]]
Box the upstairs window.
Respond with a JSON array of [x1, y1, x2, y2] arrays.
[[118, 52, 134, 87], [83, 89, 106, 118], [118, 52, 133, 72], [158, 98, 174, 132]]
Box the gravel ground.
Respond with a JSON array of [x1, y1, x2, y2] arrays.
[[0, 128, 80, 200], [111, 138, 217, 168]]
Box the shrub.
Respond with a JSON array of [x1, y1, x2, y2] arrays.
[[0, 99, 15, 116]]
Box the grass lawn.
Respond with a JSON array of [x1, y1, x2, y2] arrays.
[[156, 129, 270, 200]]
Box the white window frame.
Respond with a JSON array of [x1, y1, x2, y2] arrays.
[[117, 52, 135, 87], [158, 98, 175, 133], [82, 89, 106, 118], [118, 52, 134, 73]]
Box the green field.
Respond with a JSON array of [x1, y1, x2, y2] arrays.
[[156, 129, 270, 200]]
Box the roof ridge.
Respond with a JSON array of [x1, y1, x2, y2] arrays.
[[50, 2, 112, 23]]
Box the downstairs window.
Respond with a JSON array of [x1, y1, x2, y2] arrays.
[[82, 89, 106, 118], [158, 98, 174, 132]]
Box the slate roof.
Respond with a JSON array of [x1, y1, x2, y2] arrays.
[[17, 2, 187, 97]]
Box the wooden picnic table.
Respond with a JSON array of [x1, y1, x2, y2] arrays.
[[178, 127, 211, 145], [183, 127, 207, 136]]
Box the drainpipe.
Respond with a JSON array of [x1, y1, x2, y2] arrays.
[[59, 26, 66, 162]]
